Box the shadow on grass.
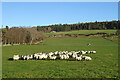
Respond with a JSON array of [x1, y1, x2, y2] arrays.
[[8, 58, 84, 61], [8, 58, 13, 61]]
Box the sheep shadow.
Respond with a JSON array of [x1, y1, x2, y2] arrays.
[[8, 58, 13, 61], [66, 59, 76, 61], [8, 58, 84, 61]]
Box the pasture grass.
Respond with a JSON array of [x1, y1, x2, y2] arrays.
[[2, 37, 118, 78], [46, 30, 117, 37]]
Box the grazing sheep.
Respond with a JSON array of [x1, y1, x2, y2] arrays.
[[85, 57, 92, 61], [12, 50, 95, 61], [92, 51, 96, 53], [33, 53, 43, 59], [22, 55, 32, 60], [59, 52, 62, 55], [81, 51, 86, 54], [49, 52, 54, 57], [60, 55, 64, 59], [72, 54, 77, 58], [72, 54, 76, 58], [76, 54, 82, 61], [50, 55, 57, 60], [82, 56, 92, 61], [66, 54, 69, 59], [42, 53, 48, 59], [27, 54, 33, 60], [76, 56, 82, 61], [68, 52, 72, 56], [13, 55, 20, 60], [19, 55, 24, 60], [87, 51, 91, 54], [23, 55, 27, 60], [54, 51, 58, 55], [26, 56, 29, 60], [34, 54, 40, 60], [60, 54, 69, 59], [64, 55, 67, 59], [39, 54, 47, 59]]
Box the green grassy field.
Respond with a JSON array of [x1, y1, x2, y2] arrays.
[[46, 30, 117, 37], [2, 37, 118, 78]]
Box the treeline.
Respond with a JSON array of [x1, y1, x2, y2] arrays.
[[37, 21, 119, 32], [2, 27, 45, 45], [1, 20, 119, 45]]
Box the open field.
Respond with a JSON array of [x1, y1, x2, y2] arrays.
[[46, 30, 117, 37], [2, 36, 118, 78]]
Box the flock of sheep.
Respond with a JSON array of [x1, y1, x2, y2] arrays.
[[13, 50, 96, 61]]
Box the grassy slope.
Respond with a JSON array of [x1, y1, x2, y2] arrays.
[[2, 37, 118, 78], [104, 35, 118, 44], [46, 30, 117, 36]]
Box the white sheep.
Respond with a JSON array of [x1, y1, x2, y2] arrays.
[[75, 54, 82, 61], [60, 55, 64, 59], [50, 55, 57, 60], [13, 55, 19, 60], [87, 51, 91, 54], [42, 53, 48, 59], [20, 55, 24, 60], [13, 50, 95, 61], [66, 54, 69, 59], [76, 56, 82, 61], [27, 54, 33, 60], [64, 55, 67, 59], [54, 51, 58, 55], [23, 55, 27, 60], [39, 54, 47, 59], [33, 54, 38, 59], [68, 52, 72, 56], [72, 54, 77, 58], [34, 54, 41, 60], [82, 56, 92, 61], [49, 52, 54, 57], [81, 51, 86, 54], [92, 51, 96, 53], [34, 53, 43, 59]]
